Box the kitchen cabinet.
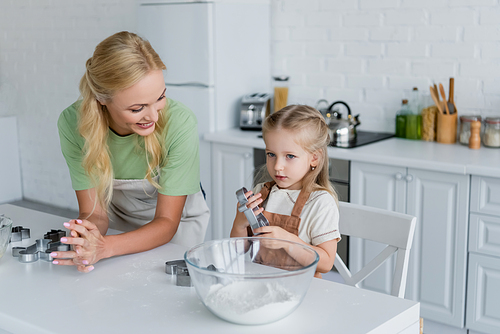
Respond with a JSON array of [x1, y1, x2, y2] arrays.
[[211, 143, 254, 239], [350, 161, 469, 329], [466, 176, 500, 334]]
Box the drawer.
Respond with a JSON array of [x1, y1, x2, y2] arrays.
[[471, 176, 500, 216], [466, 253, 500, 334], [469, 214, 500, 257]]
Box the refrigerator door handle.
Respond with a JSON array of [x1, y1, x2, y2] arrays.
[[165, 82, 211, 88]]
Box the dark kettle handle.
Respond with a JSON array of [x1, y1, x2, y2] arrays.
[[327, 101, 351, 116]]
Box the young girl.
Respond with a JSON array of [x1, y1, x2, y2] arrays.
[[230, 105, 340, 278]]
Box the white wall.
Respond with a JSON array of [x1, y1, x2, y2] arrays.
[[0, 0, 137, 211], [1, 0, 500, 209], [271, 0, 500, 132]]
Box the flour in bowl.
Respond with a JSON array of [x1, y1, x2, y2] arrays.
[[204, 281, 300, 325]]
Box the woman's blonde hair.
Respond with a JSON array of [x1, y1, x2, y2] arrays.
[[78, 31, 167, 210], [260, 105, 338, 203]]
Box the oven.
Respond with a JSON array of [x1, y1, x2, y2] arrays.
[[253, 149, 350, 270]]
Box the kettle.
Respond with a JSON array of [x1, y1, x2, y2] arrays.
[[316, 100, 361, 147]]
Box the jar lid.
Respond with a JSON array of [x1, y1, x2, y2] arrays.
[[485, 117, 500, 124], [460, 115, 482, 122]]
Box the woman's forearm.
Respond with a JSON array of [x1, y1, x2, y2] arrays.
[[78, 211, 109, 236], [101, 217, 179, 259]]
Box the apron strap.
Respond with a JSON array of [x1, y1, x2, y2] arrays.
[[290, 188, 311, 218], [259, 181, 275, 201]]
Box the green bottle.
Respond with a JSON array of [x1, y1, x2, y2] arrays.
[[406, 87, 422, 140], [396, 99, 409, 138]]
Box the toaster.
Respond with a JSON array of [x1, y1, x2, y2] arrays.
[[239, 93, 271, 130]]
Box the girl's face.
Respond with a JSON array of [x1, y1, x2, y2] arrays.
[[101, 70, 167, 136], [264, 129, 318, 190]]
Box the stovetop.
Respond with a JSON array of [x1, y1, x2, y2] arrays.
[[330, 130, 395, 148]]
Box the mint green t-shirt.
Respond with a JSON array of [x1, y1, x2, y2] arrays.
[[57, 98, 201, 196]]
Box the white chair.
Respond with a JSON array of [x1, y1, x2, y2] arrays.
[[334, 201, 417, 299]]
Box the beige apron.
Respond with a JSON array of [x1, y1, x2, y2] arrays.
[[107, 177, 210, 248]]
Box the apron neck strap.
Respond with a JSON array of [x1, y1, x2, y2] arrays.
[[260, 181, 275, 201], [291, 188, 311, 218]]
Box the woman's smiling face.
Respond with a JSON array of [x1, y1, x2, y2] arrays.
[[102, 69, 166, 136]]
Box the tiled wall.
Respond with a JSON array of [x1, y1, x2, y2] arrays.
[[0, 0, 137, 210], [1, 0, 499, 209], [271, 0, 500, 131]]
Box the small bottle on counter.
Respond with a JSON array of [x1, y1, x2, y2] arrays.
[[396, 99, 409, 138], [469, 121, 481, 150], [459, 115, 482, 145], [483, 117, 500, 148]]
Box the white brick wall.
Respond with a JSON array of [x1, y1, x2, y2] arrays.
[[0, 0, 137, 211], [271, 0, 500, 132], [1, 0, 500, 211]]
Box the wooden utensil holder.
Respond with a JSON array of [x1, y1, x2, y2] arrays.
[[437, 107, 458, 144]]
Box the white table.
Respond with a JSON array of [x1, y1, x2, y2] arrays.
[[0, 204, 420, 334]]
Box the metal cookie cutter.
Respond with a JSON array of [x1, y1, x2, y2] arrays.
[[12, 230, 70, 263], [44, 229, 66, 242], [10, 226, 30, 242], [236, 187, 269, 234], [165, 260, 192, 287]]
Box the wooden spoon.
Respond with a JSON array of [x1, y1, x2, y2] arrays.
[[439, 83, 450, 115], [434, 84, 439, 102], [448, 78, 455, 114], [429, 86, 443, 114]]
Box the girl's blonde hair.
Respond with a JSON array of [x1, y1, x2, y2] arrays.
[[261, 105, 338, 203], [78, 31, 167, 210]]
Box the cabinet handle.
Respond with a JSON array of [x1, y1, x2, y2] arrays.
[[244, 153, 252, 159], [406, 174, 413, 182], [395, 173, 403, 180]]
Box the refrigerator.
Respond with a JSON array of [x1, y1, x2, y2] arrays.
[[137, 0, 271, 239]]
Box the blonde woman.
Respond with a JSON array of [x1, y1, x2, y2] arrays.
[[53, 31, 209, 273]]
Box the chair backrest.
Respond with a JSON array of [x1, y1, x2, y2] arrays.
[[334, 201, 417, 298]]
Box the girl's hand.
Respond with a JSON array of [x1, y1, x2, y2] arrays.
[[50, 219, 107, 273], [231, 191, 263, 237], [253, 226, 297, 245]]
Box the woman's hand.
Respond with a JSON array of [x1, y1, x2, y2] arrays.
[[50, 219, 107, 273], [230, 191, 263, 237]]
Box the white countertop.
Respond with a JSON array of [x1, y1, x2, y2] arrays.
[[204, 128, 500, 178], [0, 204, 419, 334]]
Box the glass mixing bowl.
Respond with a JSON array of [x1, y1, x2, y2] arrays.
[[184, 237, 319, 325], [0, 215, 13, 261]]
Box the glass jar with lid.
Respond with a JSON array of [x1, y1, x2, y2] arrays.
[[483, 117, 500, 148], [459, 115, 482, 145]]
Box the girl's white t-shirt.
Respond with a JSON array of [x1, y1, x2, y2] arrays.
[[253, 183, 341, 246]]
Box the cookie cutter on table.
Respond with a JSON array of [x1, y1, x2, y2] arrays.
[[12, 229, 70, 263], [236, 187, 270, 234], [165, 260, 192, 287], [44, 229, 66, 242], [10, 226, 31, 242], [166, 260, 220, 287]]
